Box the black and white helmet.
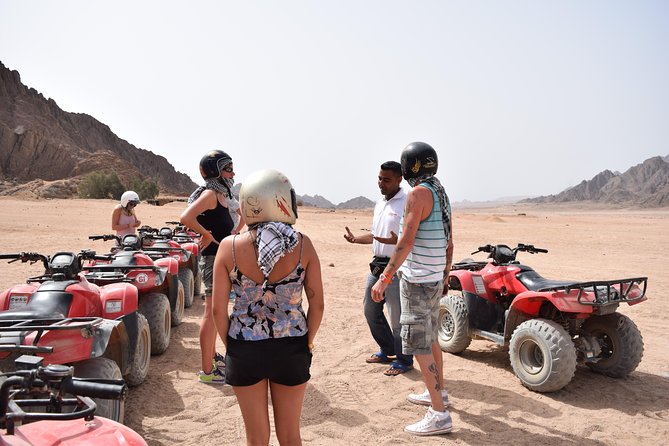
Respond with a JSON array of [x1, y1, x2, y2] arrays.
[[199, 150, 232, 180], [400, 141, 438, 181]]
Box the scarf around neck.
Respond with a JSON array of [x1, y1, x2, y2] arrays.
[[253, 222, 299, 290], [408, 174, 451, 241], [188, 177, 234, 204]]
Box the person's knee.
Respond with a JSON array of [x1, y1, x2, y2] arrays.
[[245, 431, 271, 446], [275, 428, 301, 446]]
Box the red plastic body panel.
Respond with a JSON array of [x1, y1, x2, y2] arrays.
[[451, 263, 601, 316], [183, 242, 198, 257], [99, 282, 139, 318], [0, 417, 147, 445], [23, 323, 96, 365], [511, 290, 596, 315], [64, 277, 102, 317], [0, 285, 38, 311], [153, 257, 178, 275]]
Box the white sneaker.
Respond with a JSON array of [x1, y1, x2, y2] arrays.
[[407, 388, 449, 407], [404, 407, 453, 436]]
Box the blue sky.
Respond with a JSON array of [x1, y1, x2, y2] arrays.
[[1, 1, 667, 203]]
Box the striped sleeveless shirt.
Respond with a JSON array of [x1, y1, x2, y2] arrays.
[[399, 182, 449, 283]]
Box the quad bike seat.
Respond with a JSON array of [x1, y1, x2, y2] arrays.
[[109, 251, 138, 267], [150, 241, 172, 249], [516, 270, 575, 292]]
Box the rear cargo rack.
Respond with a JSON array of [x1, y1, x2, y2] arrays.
[[538, 277, 647, 306]]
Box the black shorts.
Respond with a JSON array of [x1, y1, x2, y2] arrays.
[[225, 335, 312, 387]]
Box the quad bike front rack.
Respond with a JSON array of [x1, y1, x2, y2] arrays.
[[0, 317, 103, 354]]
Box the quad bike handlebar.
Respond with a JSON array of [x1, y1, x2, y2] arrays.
[[88, 234, 120, 242], [471, 243, 548, 256], [0, 355, 126, 434], [463, 243, 549, 266], [1, 251, 112, 281]]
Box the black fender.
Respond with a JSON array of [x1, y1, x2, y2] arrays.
[[96, 318, 131, 376], [165, 274, 179, 312]]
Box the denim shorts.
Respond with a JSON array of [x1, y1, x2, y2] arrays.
[[199, 255, 215, 298], [225, 335, 312, 386], [399, 277, 444, 355]]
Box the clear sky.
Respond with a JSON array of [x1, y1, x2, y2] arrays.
[[1, 1, 667, 204]]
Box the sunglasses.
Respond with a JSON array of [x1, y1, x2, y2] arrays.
[[222, 165, 234, 173]]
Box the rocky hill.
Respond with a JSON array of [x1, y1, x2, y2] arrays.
[[336, 196, 375, 209], [0, 61, 197, 198], [300, 194, 336, 209], [523, 156, 669, 207]]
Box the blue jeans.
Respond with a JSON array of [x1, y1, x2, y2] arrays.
[[363, 273, 413, 367]]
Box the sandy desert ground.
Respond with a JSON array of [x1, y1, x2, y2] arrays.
[[0, 197, 667, 446]]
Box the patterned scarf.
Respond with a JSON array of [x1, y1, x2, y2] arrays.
[[408, 174, 451, 241], [253, 222, 299, 290], [188, 177, 234, 204]]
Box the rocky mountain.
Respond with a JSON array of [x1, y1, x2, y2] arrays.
[[336, 196, 375, 209], [0, 61, 197, 198], [299, 194, 336, 209], [523, 156, 669, 207]]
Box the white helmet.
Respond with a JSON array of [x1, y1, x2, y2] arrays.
[[120, 190, 140, 208], [240, 169, 298, 225]]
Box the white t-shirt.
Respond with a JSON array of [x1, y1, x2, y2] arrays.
[[371, 187, 406, 258]]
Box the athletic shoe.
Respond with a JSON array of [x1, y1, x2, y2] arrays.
[[213, 352, 226, 372], [197, 367, 225, 384], [407, 388, 449, 407], [404, 407, 453, 436]]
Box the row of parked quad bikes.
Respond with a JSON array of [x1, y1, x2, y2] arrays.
[[0, 238, 649, 445], [0, 222, 202, 445]]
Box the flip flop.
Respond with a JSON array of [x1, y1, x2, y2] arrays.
[[365, 352, 393, 364], [384, 362, 413, 376]]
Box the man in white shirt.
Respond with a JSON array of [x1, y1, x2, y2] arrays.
[[344, 161, 414, 376]]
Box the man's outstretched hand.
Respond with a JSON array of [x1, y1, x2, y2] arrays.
[[344, 226, 356, 244], [373, 231, 397, 245]]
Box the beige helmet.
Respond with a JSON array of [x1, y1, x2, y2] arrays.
[[240, 169, 298, 225]]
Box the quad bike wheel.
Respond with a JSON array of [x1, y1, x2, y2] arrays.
[[171, 280, 185, 327], [509, 319, 577, 392], [580, 312, 643, 378], [438, 294, 471, 354], [124, 312, 151, 386], [138, 292, 171, 355], [73, 357, 124, 423], [179, 267, 195, 308]]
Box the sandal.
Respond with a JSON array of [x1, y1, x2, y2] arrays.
[[384, 362, 413, 376], [365, 352, 393, 364]]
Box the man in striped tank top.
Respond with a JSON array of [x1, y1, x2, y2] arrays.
[[372, 141, 454, 436]]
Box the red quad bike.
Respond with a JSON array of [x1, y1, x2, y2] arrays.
[[138, 226, 198, 308], [85, 234, 178, 355], [0, 354, 147, 445], [438, 243, 648, 392], [0, 252, 152, 422], [165, 221, 203, 299]]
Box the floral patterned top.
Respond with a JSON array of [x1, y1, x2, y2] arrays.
[[228, 234, 307, 341]]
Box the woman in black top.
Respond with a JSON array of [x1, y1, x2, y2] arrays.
[[180, 149, 243, 383]]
